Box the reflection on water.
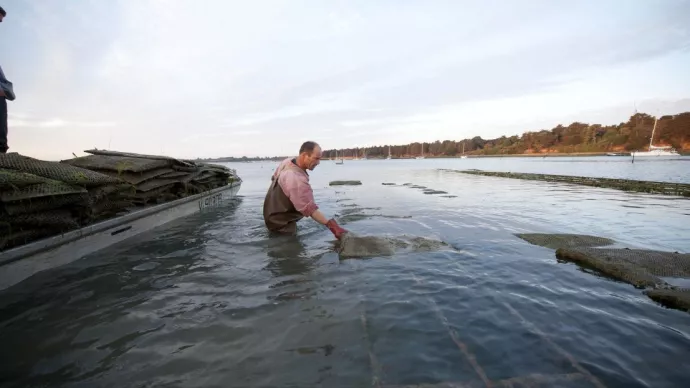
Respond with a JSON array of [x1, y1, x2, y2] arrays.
[[264, 236, 314, 278], [1, 157, 690, 388]]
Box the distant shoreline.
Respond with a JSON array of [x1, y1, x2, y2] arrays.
[[197, 157, 287, 163], [326, 152, 636, 160], [201, 151, 687, 163], [321, 112, 690, 160]]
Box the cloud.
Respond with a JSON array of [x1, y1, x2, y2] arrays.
[[9, 117, 116, 129], [2, 0, 689, 159], [220, 93, 357, 128], [340, 116, 428, 128]]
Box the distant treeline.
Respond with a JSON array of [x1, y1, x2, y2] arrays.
[[196, 156, 287, 163], [323, 112, 690, 158]]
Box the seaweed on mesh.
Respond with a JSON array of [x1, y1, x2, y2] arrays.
[[2, 193, 85, 215], [0, 152, 239, 250], [0, 180, 88, 202], [10, 210, 80, 230], [61, 154, 171, 173], [556, 247, 690, 284], [1, 153, 121, 187], [556, 248, 663, 288], [556, 247, 690, 314], [95, 167, 175, 185], [516, 233, 615, 250], [644, 289, 690, 312], [0, 169, 47, 189], [335, 233, 451, 259]]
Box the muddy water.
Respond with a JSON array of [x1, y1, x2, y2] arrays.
[[1, 157, 689, 388]]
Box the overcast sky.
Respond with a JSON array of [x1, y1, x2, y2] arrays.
[[2, 0, 690, 160]]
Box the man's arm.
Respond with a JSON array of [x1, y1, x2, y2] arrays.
[[313, 209, 347, 239], [310, 209, 329, 225], [280, 171, 319, 217], [280, 172, 348, 238]]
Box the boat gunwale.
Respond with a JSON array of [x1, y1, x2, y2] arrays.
[[0, 180, 242, 266]]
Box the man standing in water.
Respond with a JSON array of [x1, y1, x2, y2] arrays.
[[263, 141, 348, 239], [0, 6, 16, 154]]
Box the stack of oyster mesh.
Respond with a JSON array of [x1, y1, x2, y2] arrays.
[[1, 150, 240, 251]]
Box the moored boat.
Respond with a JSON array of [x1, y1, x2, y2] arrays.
[[631, 116, 681, 158]]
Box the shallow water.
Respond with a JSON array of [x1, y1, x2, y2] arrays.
[[1, 156, 690, 388]]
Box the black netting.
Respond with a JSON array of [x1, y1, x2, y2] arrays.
[[2, 194, 84, 216], [1, 180, 87, 202], [1, 153, 121, 187], [644, 289, 690, 312], [179, 170, 204, 183], [10, 210, 80, 230], [517, 233, 615, 250], [159, 171, 190, 179], [62, 154, 171, 173], [123, 184, 176, 204], [534, 234, 690, 315], [87, 199, 134, 219], [172, 165, 199, 172], [449, 169, 690, 197], [556, 247, 690, 288], [86, 184, 134, 204], [136, 179, 181, 192], [329, 180, 362, 186], [0, 169, 47, 188], [2, 152, 241, 251], [83, 149, 195, 166], [95, 167, 174, 185]]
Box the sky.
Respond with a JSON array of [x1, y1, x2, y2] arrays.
[[1, 0, 690, 160]]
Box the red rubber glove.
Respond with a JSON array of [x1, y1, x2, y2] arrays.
[[326, 219, 348, 240]]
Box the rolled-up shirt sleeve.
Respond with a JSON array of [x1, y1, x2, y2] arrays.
[[279, 171, 319, 216]]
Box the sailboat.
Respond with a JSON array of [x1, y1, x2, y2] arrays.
[[460, 143, 467, 159], [631, 116, 680, 157], [415, 142, 425, 159], [335, 149, 344, 164], [386, 145, 392, 160]]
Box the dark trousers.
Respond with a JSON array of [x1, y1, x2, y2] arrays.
[[0, 98, 7, 153]]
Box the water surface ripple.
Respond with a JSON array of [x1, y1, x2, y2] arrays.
[[1, 157, 689, 388]]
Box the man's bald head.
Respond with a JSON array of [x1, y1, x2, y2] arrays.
[[299, 141, 320, 155], [297, 141, 322, 171]]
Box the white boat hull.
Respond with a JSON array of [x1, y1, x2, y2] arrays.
[[631, 150, 680, 157], [0, 181, 241, 291]]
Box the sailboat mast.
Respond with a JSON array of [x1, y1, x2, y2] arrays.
[[649, 116, 658, 149]]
